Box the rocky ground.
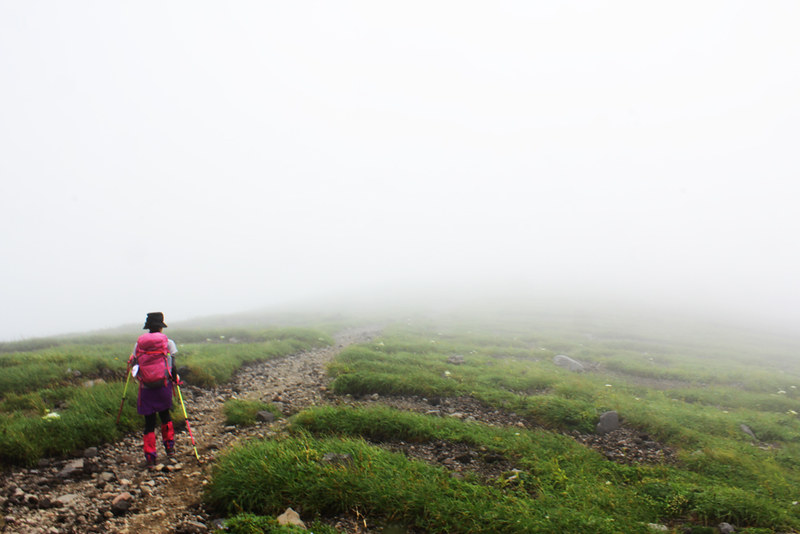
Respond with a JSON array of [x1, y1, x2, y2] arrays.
[[0, 328, 380, 534], [1, 328, 678, 533]]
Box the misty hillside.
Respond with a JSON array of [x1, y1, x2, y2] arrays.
[[2, 307, 800, 533]]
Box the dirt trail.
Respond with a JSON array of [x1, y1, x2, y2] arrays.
[[1, 328, 378, 534]]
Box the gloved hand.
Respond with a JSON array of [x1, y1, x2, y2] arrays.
[[171, 367, 184, 385]]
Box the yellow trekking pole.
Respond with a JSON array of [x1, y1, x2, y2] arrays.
[[175, 382, 201, 462], [115, 364, 132, 425]]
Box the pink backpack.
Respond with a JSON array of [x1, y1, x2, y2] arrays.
[[133, 333, 171, 389]]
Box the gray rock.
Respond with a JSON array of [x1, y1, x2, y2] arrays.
[[718, 523, 735, 534], [321, 453, 353, 466], [553, 354, 584, 372], [111, 492, 133, 516], [447, 354, 465, 365], [176, 520, 209, 533], [256, 411, 275, 423], [83, 447, 98, 458], [740, 424, 757, 440], [57, 459, 84, 479], [596, 411, 620, 435], [55, 493, 80, 507], [277, 507, 305, 529]]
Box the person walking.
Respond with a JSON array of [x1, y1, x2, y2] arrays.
[[128, 312, 179, 467]]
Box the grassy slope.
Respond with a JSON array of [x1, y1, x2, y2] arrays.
[[207, 314, 800, 533], [4, 312, 800, 532]]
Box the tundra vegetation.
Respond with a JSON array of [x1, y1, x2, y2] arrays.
[[2, 311, 800, 533], [0, 327, 332, 465]]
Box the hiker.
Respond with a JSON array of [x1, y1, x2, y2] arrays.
[[128, 312, 180, 467]]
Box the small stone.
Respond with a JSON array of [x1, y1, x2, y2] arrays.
[[596, 411, 620, 435], [553, 354, 584, 372], [83, 447, 99, 458], [57, 459, 85, 479], [718, 523, 735, 534], [176, 520, 209, 533], [321, 453, 353, 466], [111, 492, 133, 516], [255, 411, 275, 423], [740, 424, 757, 440], [55, 493, 80, 506], [447, 354, 465, 365], [277, 507, 305, 529]]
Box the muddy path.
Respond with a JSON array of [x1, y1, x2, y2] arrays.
[[1, 328, 379, 534]]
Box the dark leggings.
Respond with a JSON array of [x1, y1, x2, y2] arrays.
[[144, 409, 172, 434]]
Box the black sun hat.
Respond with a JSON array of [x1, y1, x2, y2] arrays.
[[143, 312, 167, 330]]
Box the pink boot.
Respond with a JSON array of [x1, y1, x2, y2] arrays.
[[143, 432, 157, 466], [161, 421, 175, 456]]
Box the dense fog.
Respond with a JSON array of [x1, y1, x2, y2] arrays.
[[1, 2, 798, 340]]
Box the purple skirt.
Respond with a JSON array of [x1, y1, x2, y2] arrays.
[[137, 383, 174, 415]]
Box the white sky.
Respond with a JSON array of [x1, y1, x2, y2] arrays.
[[1, 1, 799, 340]]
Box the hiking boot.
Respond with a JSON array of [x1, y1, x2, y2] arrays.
[[161, 422, 175, 450], [143, 454, 158, 470]]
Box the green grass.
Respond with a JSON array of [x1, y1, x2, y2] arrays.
[[286, 318, 800, 532], [207, 404, 800, 532], [329, 345, 599, 432], [0, 327, 331, 466], [7, 310, 800, 532], [205, 431, 654, 534], [0, 381, 140, 464]]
